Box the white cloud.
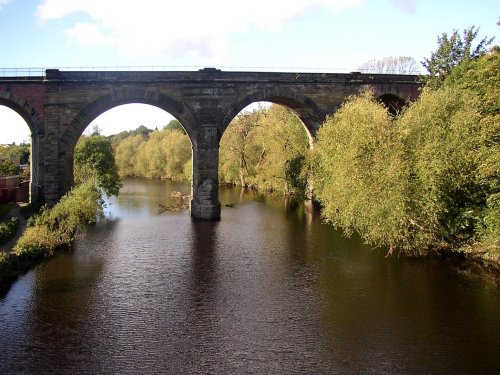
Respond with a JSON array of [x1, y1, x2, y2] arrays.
[[65, 22, 108, 47], [0, 0, 10, 11], [36, 0, 361, 59]]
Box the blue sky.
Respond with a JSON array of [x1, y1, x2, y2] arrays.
[[1, 0, 498, 143]]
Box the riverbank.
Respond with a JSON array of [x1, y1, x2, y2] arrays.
[[0, 183, 102, 295], [0, 203, 27, 253]]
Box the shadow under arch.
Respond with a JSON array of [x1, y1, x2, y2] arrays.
[[61, 90, 196, 152], [221, 88, 325, 140], [378, 93, 407, 116], [0, 92, 44, 202]]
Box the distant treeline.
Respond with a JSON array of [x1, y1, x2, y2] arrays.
[[111, 108, 310, 195]]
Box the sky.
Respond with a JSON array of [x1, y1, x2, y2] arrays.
[[0, 0, 498, 144]]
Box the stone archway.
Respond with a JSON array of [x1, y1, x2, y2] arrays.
[[221, 87, 325, 139], [56, 90, 197, 197]]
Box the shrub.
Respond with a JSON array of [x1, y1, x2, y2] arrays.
[[13, 182, 102, 257], [0, 217, 19, 245]]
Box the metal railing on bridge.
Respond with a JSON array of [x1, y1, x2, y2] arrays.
[[0, 65, 372, 78], [0, 65, 423, 78]]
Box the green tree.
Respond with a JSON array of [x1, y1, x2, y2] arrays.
[[74, 135, 122, 197], [219, 105, 310, 195], [422, 26, 494, 88], [0, 160, 20, 176], [443, 50, 500, 250], [161, 129, 192, 180], [114, 135, 145, 177], [219, 110, 262, 188], [313, 90, 412, 253], [164, 119, 186, 134], [253, 105, 309, 194], [398, 87, 487, 247]]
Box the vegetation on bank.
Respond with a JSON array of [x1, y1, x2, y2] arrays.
[[313, 38, 498, 264], [1, 133, 120, 291], [0, 217, 19, 245], [114, 121, 192, 182], [219, 105, 310, 195], [74, 132, 122, 197], [0, 182, 103, 289]]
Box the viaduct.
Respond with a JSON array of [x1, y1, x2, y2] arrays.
[[0, 68, 420, 220]]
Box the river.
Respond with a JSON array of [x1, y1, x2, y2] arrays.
[[1, 178, 499, 374]]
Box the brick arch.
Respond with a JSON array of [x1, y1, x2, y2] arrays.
[[61, 89, 197, 151], [221, 88, 325, 138], [0, 91, 43, 133]]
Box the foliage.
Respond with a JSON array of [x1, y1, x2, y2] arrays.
[[443, 51, 500, 252], [0, 143, 30, 164], [14, 182, 103, 256], [74, 134, 122, 197], [164, 119, 186, 134], [422, 26, 494, 88], [110, 125, 153, 146], [313, 90, 415, 253], [314, 51, 499, 260], [0, 217, 19, 245], [0, 159, 20, 176], [219, 110, 263, 188], [1, 182, 103, 290], [398, 87, 488, 247], [358, 56, 420, 74], [219, 105, 310, 195], [114, 127, 192, 181]]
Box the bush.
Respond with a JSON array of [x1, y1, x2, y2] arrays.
[[13, 182, 103, 256], [14, 226, 59, 261], [0, 217, 19, 245]]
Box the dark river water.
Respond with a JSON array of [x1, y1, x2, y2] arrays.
[[1, 178, 499, 374]]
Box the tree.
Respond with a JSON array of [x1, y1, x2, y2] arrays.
[[443, 50, 500, 250], [219, 110, 262, 188], [74, 135, 122, 197], [0, 160, 20, 176], [313, 89, 412, 254], [164, 119, 186, 134], [219, 105, 310, 195], [114, 134, 145, 176], [358, 56, 420, 74], [253, 105, 309, 194], [421, 26, 494, 88]]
